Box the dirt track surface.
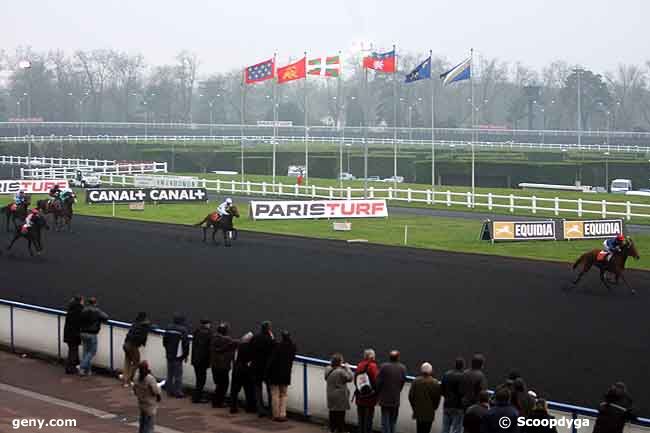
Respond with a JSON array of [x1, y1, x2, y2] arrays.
[[1, 215, 649, 415]]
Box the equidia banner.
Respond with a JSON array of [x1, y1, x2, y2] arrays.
[[0, 179, 70, 195], [86, 188, 208, 204], [563, 219, 624, 240], [250, 199, 388, 220], [488, 220, 557, 241]]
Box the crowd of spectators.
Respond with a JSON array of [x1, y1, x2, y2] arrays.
[[62, 295, 640, 433]]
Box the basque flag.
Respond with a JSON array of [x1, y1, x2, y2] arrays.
[[245, 58, 275, 84], [440, 57, 471, 85], [363, 50, 396, 73], [405, 57, 431, 83]]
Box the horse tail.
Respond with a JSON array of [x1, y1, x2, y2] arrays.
[[573, 252, 590, 270]]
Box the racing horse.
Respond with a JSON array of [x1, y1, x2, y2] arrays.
[[6, 212, 49, 256], [195, 205, 240, 246], [2, 196, 31, 232], [571, 237, 640, 294], [37, 192, 76, 232]]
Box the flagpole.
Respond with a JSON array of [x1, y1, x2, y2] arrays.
[[272, 52, 278, 187], [393, 44, 398, 190], [430, 49, 435, 192], [470, 48, 475, 207], [304, 51, 309, 185], [337, 50, 343, 195], [363, 65, 369, 199], [241, 69, 246, 184]]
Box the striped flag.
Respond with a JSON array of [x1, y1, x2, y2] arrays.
[[440, 57, 471, 86], [308, 55, 341, 77]]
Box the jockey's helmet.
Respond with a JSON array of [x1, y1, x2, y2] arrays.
[[225, 198, 233, 205], [616, 233, 625, 242]]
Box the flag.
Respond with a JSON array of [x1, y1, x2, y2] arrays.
[[440, 57, 471, 85], [245, 58, 275, 84], [277, 58, 307, 84], [405, 57, 431, 83], [363, 50, 396, 73], [308, 55, 341, 77]]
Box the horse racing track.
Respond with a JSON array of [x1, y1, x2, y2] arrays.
[[1, 215, 650, 415]]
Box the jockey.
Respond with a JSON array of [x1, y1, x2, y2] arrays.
[[14, 189, 26, 206], [59, 186, 73, 202], [216, 197, 233, 217], [48, 184, 61, 204], [23, 208, 40, 230], [603, 233, 625, 261]]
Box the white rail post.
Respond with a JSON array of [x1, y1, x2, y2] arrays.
[[509, 194, 514, 213], [601, 200, 607, 218], [578, 198, 583, 217], [466, 192, 472, 208], [294, 183, 299, 196], [279, 183, 283, 195], [488, 193, 493, 211], [347, 187, 351, 200], [407, 188, 412, 202], [446, 190, 451, 207], [369, 187, 374, 199], [329, 186, 333, 199], [427, 189, 432, 205], [554, 197, 559, 216], [231, 180, 235, 193], [404, 225, 408, 245], [311, 184, 316, 197], [247, 181, 251, 195], [388, 187, 393, 200], [216, 179, 221, 192], [262, 182, 267, 196], [532, 196, 537, 214], [626, 201, 631, 221]]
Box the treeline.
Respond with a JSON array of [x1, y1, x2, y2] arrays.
[[2, 46, 650, 132]]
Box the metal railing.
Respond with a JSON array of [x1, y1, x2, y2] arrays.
[[21, 163, 168, 180], [100, 174, 650, 221], [1, 298, 649, 433], [2, 135, 650, 153], [0, 155, 117, 168]]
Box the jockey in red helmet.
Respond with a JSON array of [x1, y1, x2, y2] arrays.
[[603, 233, 625, 261]]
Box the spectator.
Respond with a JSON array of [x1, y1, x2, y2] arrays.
[[162, 313, 190, 398], [512, 378, 535, 418], [463, 390, 490, 433], [325, 353, 353, 433], [250, 320, 275, 417], [190, 319, 212, 403], [132, 360, 162, 433], [63, 295, 83, 375], [121, 312, 152, 387], [408, 362, 442, 433], [592, 383, 637, 433], [354, 348, 379, 433], [230, 331, 256, 414], [78, 297, 108, 376], [441, 357, 466, 433], [522, 399, 557, 433], [266, 330, 297, 422], [480, 387, 519, 433], [210, 322, 238, 408], [376, 350, 407, 433], [461, 354, 488, 410]]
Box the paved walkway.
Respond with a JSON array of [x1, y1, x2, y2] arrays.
[[0, 351, 324, 433]]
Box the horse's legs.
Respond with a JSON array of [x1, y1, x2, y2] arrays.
[[619, 273, 636, 295], [573, 261, 591, 285], [212, 226, 218, 244], [224, 228, 231, 247], [7, 234, 19, 251], [27, 237, 34, 257], [202, 226, 207, 242], [600, 269, 612, 291]]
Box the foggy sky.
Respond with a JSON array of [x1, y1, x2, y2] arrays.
[[3, 0, 648, 75]]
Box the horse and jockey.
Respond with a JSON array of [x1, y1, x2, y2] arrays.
[[572, 233, 640, 294], [2, 189, 32, 231], [37, 184, 77, 231], [5, 207, 49, 256], [196, 197, 240, 246]]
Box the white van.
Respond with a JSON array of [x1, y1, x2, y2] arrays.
[[610, 179, 632, 194]]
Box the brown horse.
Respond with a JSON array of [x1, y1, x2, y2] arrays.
[[6, 212, 49, 256], [2, 196, 31, 232], [571, 237, 640, 294], [195, 205, 240, 246], [37, 193, 76, 232]]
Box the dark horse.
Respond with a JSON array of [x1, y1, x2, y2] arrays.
[[37, 193, 76, 232], [571, 237, 640, 294], [6, 213, 49, 256], [2, 196, 31, 232], [195, 205, 240, 246]]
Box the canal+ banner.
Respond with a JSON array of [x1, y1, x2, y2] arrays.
[[86, 188, 207, 204], [486, 220, 557, 241], [563, 219, 624, 240], [250, 199, 388, 220]]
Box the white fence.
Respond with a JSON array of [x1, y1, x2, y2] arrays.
[[133, 174, 200, 188], [2, 135, 650, 153], [0, 155, 117, 168], [99, 174, 650, 221], [3, 299, 649, 433], [21, 163, 167, 180]]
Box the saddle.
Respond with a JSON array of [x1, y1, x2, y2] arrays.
[[597, 251, 609, 262], [209, 212, 221, 223]]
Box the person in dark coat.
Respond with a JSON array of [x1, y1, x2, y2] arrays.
[[121, 312, 152, 387], [441, 357, 465, 433], [230, 331, 256, 414], [463, 390, 489, 433], [512, 378, 535, 419], [78, 297, 109, 376], [592, 383, 637, 433], [266, 330, 296, 422], [461, 354, 488, 410], [522, 399, 558, 433], [376, 350, 407, 433], [249, 320, 275, 417], [408, 362, 442, 433], [162, 313, 190, 398], [210, 322, 239, 407], [63, 295, 84, 374], [480, 387, 520, 433], [190, 319, 212, 403]]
